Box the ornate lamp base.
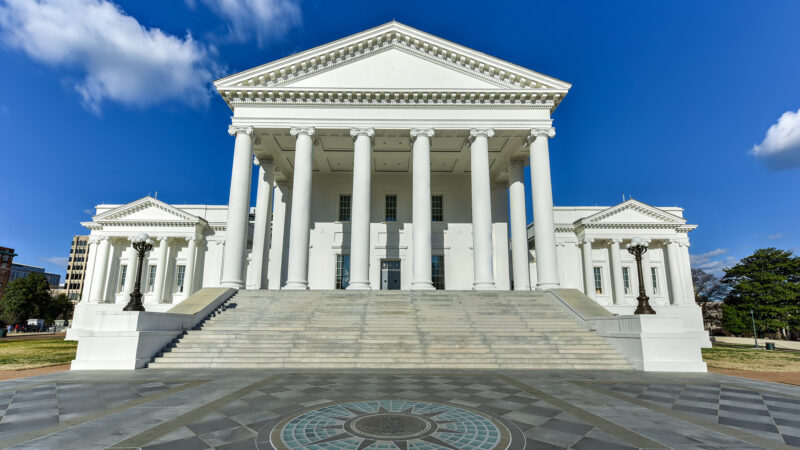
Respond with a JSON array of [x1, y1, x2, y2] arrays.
[[123, 292, 145, 312], [634, 294, 656, 315]]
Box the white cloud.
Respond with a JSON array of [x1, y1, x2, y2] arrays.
[[197, 0, 301, 47], [0, 0, 220, 113], [768, 233, 783, 240], [40, 256, 68, 268], [690, 248, 738, 277], [750, 108, 800, 170]]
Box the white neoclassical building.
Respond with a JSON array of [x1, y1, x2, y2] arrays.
[[68, 23, 707, 370]]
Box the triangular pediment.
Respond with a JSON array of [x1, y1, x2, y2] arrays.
[[578, 200, 685, 225], [283, 47, 503, 90], [93, 197, 203, 224], [215, 22, 570, 97]]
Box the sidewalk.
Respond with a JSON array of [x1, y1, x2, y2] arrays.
[[715, 336, 800, 351]]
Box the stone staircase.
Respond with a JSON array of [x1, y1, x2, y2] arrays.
[[148, 290, 633, 370]]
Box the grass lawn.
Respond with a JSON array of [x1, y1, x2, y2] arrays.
[[0, 337, 78, 370], [703, 342, 800, 372]]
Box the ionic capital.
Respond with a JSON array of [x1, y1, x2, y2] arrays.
[[530, 127, 556, 139], [349, 127, 375, 139], [410, 128, 435, 141], [290, 127, 315, 137], [508, 159, 525, 169], [581, 237, 595, 245], [469, 128, 495, 140], [228, 125, 254, 136], [610, 238, 624, 245], [253, 156, 274, 167]]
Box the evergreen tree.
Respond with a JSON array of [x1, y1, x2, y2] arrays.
[[721, 248, 800, 338], [0, 272, 52, 325]]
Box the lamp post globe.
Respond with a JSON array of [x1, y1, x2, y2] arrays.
[[123, 233, 154, 312], [626, 236, 656, 315]]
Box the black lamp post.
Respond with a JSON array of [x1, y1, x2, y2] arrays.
[[627, 236, 656, 315], [123, 233, 154, 312]]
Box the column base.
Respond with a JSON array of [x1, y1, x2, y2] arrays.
[[411, 281, 435, 290], [283, 281, 309, 290], [536, 282, 560, 290], [220, 280, 244, 289], [472, 282, 497, 291], [346, 281, 371, 290]]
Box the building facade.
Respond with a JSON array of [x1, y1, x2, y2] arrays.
[[0, 246, 17, 298], [9, 263, 60, 288], [69, 23, 706, 358], [65, 235, 90, 302]]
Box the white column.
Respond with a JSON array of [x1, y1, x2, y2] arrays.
[[249, 159, 274, 290], [184, 237, 199, 298], [666, 239, 684, 304], [221, 125, 254, 288], [469, 129, 497, 290], [679, 242, 695, 303], [508, 161, 530, 290], [89, 237, 110, 303], [410, 128, 435, 290], [284, 127, 315, 290], [268, 183, 290, 290], [347, 128, 375, 290], [152, 237, 169, 302], [529, 127, 560, 289], [581, 238, 595, 299], [609, 239, 625, 304], [123, 240, 138, 296]]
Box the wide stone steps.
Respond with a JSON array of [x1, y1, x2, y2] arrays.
[[148, 290, 634, 370]]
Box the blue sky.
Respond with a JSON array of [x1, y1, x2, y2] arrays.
[[1, 0, 799, 280]]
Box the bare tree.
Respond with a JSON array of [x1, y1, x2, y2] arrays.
[[692, 269, 726, 318]]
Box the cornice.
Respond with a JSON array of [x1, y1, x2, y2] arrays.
[[91, 220, 208, 228], [222, 88, 561, 109]]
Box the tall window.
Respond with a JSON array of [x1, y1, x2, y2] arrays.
[[385, 195, 397, 222], [593, 267, 603, 294], [116, 265, 127, 293], [431, 195, 443, 222], [651, 267, 659, 294], [146, 265, 157, 292], [622, 267, 631, 295], [335, 254, 350, 289], [338, 194, 351, 222], [175, 265, 186, 293], [432, 255, 445, 290]]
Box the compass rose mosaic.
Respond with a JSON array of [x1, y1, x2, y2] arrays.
[[267, 399, 513, 449]]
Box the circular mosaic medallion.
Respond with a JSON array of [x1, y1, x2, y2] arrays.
[[268, 399, 513, 449]]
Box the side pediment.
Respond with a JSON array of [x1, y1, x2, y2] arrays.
[[284, 47, 503, 90], [94, 197, 202, 224], [579, 200, 685, 226]]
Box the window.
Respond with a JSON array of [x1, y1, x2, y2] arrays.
[[146, 265, 157, 292], [117, 265, 127, 293], [622, 267, 631, 294], [385, 195, 397, 222], [335, 254, 350, 289], [593, 267, 603, 294], [651, 267, 659, 294], [174, 265, 186, 293], [431, 195, 443, 222], [432, 255, 445, 290], [338, 194, 351, 222]]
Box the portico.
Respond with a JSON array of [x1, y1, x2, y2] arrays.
[[214, 21, 570, 291]]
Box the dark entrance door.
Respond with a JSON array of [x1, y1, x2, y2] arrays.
[[380, 259, 401, 290]]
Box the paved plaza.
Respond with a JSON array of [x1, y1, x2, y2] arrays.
[[0, 369, 799, 449]]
